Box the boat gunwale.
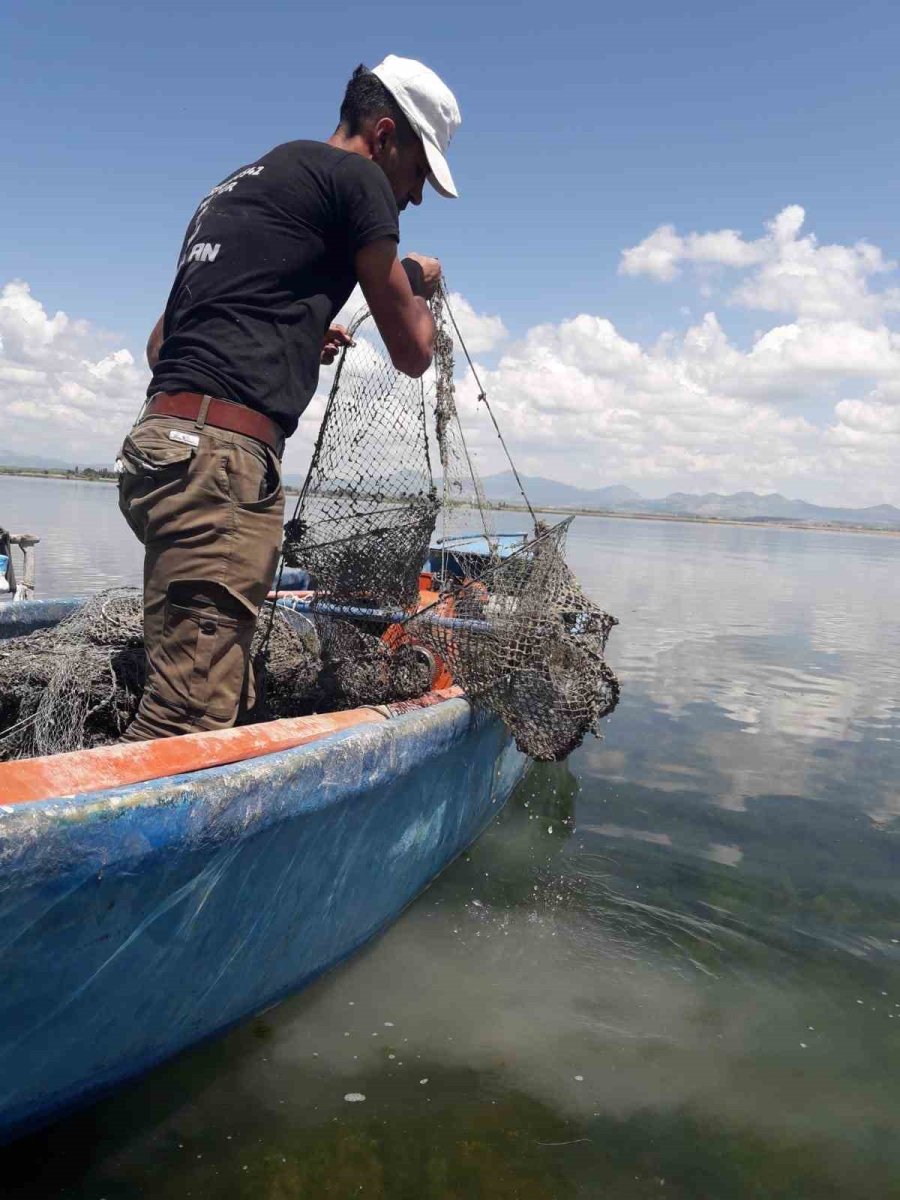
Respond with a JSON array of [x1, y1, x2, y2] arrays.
[[0, 687, 466, 809]]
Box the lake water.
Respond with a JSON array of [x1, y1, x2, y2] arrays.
[[3, 475, 900, 1198]]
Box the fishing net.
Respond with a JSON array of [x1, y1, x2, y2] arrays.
[[405, 520, 619, 762], [282, 310, 439, 612], [0, 588, 146, 760], [275, 294, 618, 762], [248, 604, 322, 721], [251, 606, 432, 718], [0, 590, 435, 760], [304, 616, 432, 711]]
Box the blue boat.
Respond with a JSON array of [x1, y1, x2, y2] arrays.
[[0, 591, 529, 1141]]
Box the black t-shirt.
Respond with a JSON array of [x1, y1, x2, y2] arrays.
[[149, 140, 400, 436]]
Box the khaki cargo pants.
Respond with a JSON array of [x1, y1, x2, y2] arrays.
[[118, 413, 285, 741]]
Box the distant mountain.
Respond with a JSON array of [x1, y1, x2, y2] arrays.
[[481, 473, 900, 529], [626, 490, 900, 527], [483, 471, 642, 509]]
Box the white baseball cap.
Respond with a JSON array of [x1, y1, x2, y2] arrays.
[[371, 55, 461, 199]]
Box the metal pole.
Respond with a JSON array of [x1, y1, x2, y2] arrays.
[[9, 534, 39, 601]]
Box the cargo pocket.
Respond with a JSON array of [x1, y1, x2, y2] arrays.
[[151, 580, 257, 725], [118, 470, 145, 541], [219, 444, 286, 612]]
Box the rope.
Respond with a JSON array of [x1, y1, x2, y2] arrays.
[[438, 282, 538, 529]]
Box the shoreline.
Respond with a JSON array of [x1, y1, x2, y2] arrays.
[[3, 467, 899, 538], [0, 467, 304, 496], [478, 501, 900, 538], [0, 467, 117, 484]]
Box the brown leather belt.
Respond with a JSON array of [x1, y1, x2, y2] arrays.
[[143, 392, 284, 456]]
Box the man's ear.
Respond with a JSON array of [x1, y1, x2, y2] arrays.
[[372, 116, 397, 157]]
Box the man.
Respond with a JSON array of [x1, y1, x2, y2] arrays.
[[118, 55, 460, 741]]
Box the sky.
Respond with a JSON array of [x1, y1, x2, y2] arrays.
[[2, 0, 900, 504]]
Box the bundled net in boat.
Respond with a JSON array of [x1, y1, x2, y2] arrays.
[[252, 605, 432, 717], [405, 519, 619, 762], [302, 615, 431, 711], [0, 588, 147, 760], [248, 603, 322, 721], [282, 310, 439, 612], [0, 588, 435, 760]]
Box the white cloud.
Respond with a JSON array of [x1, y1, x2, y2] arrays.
[[442, 291, 507, 354], [0, 281, 146, 463], [621, 205, 897, 322], [619, 220, 769, 283], [833, 398, 900, 435], [824, 396, 900, 474], [455, 312, 824, 493], [447, 288, 900, 505]]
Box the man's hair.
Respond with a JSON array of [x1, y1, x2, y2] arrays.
[[338, 64, 416, 143]]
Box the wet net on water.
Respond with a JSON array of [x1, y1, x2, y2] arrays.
[[405, 519, 619, 762]]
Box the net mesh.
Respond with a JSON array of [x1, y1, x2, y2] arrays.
[[304, 616, 432, 711], [405, 519, 619, 762], [282, 310, 439, 612], [0, 592, 434, 760], [0, 589, 146, 760], [248, 603, 322, 721]]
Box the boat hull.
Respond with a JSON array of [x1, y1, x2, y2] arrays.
[[0, 625, 528, 1139]]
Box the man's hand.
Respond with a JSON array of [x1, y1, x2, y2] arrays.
[[320, 324, 355, 366], [404, 253, 442, 300]]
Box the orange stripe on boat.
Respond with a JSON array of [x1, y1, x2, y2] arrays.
[[0, 687, 464, 807]]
